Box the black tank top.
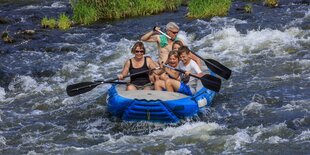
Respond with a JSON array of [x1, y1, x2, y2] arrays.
[[129, 57, 150, 86]]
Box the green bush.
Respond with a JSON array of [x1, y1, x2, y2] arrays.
[[41, 17, 49, 28], [188, 0, 232, 18], [264, 0, 279, 7], [70, 0, 99, 25], [41, 17, 57, 29], [58, 13, 71, 30], [244, 4, 252, 13], [70, 0, 182, 23]]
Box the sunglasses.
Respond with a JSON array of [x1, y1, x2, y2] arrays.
[[170, 30, 179, 34], [135, 50, 144, 54]]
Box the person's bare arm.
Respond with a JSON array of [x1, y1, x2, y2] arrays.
[[118, 60, 130, 80], [141, 27, 160, 42], [146, 57, 159, 69], [190, 53, 202, 67], [165, 68, 179, 80]]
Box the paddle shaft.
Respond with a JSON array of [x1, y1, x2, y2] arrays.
[[163, 64, 221, 92], [157, 29, 171, 39], [66, 69, 150, 96], [99, 69, 150, 83], [163, 64, 220, 86]]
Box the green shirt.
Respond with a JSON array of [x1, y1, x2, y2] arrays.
[[159, 35, 179, 48]]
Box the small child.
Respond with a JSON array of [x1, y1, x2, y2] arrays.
[[165, 46, 203, 96]]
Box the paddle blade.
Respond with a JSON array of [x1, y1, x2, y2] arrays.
[[66, 82, 100, 96], [204, 59, 231, 80], [200, 74, 222, 92]]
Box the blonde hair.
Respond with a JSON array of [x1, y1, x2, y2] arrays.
[[131, 41, 145, 54], [166, 22, 179, 31], [165, 50, 179, 64]]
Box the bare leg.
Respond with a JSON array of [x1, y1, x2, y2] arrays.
[[127, 84, 137, 91], [154, 80, 166, 91], [143, 86, 153, 90], [165, 79, 181, 92]]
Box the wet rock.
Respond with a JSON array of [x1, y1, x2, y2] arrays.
[[32, 103, 49, 111], [0, 17, 11, 24], [33, 69, 56, 78], [263, 0, 279, 7], [44, 46, 60, 53], [60, 46, 78, 52], [1, 31, 15, 43], [21, 30, 35, 35], [15, 29, 37, 40]]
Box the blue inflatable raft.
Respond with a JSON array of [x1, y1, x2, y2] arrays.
[[106, 80, 216, 123]]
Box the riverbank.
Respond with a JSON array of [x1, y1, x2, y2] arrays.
[[70, 0, 232, 24]]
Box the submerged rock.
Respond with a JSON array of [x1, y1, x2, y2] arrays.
[[0, 17, 11, 24], [21, 30, 35, 35], [1, 31, 15, 43]]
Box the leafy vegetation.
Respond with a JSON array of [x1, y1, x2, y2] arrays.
[[264, 0, 279, 7], [187, 0, 232, 18], [58, 13, 71, 30], [41, 17, 56, 29], [71, 0, 98, 25], [70, 0, 182, 24], [244, 4, 252, 13], [69, 0, 236, 24]]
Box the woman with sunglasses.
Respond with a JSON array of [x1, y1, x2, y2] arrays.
[[118, 41, 158, 91]]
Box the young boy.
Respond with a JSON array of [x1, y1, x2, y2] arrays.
[[165, 46, 203, 96]]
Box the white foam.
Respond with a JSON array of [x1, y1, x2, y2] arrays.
[[177, 31, 190, 46], [18, 2, 66, 10], [215, 27, 300, 55], [224, 129, 252, 151], [265, 136, 289, 144], [68, 122, 224, 153], [241, 102, 264, 116], [61, 61, 85, 74], [0, 136, 6, 146], [164, 148, 192, 155], [272, 73, 301, 80], [7, 75, 53, 96], [30, 110, 44, 115], [51, 2, 66, 8], [0, 87, 6, 102], [8, 75, 38, 92], [149, 122, 224, 139], [281, 100, 309, 112], [294, 130, 310, 141], [26, 150, 42, 155]]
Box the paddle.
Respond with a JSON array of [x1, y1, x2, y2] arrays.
[[156, 29, 232, 80], [163, 64, 221, 92], [66, 69, 150, 96]]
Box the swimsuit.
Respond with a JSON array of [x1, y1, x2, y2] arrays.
[[129, 57, 151, 86]]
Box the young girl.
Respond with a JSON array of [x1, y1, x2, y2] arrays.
[[154, 50, 180, 91]]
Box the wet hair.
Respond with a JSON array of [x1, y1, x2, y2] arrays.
[[168, 50, 179, 60], [166, 22, 179, 31], [131, 41, 145, 54], [178, 46, 190, 56], [164, 50, 179, 64], [172, 40, 183, 50]]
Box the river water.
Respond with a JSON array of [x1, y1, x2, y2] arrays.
[[0, 0, 309, 154]]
